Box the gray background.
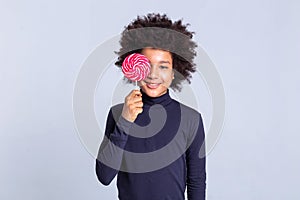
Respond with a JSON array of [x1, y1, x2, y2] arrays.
[[1, 0, 299, 199]]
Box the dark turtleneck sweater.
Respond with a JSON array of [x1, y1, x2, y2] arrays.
[[96, 89, 206, 200]]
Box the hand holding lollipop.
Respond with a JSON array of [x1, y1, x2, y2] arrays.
[[121, 53, 150, 122]]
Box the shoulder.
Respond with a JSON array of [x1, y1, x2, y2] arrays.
[[111, 103, 124, 112], [107, 103, 124, 122], [173, 100, 204, 133], [174, 102, 206, 148], [174, 100, 202, 120]]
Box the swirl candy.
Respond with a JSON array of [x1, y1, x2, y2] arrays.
[[122, 53, 151, 81]]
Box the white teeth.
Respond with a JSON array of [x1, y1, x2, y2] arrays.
[[146, 83, 160, 89]]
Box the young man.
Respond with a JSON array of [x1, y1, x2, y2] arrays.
[[96, 13, 206, 200]]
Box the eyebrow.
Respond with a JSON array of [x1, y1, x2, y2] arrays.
[[158, 61, 171, 64]]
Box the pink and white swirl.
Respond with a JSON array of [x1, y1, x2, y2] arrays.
[[121, 53, 151, 81]]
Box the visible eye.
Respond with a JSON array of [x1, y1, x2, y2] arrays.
[[159, 65, 168, 69]]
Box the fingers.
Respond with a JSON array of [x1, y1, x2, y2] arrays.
[[121, 89, 144, 122], [133, 101, 143, 108], [131, 89, 142, 96], [125, 90, 142, 104], [130, 106, 143, 115]]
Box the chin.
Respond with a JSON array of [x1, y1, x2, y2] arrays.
[[141, 85, 167, 98], [145, 91, 160, 97]]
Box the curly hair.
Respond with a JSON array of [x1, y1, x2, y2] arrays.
[[115, 13, 197, 91]]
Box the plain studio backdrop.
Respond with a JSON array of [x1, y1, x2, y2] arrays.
[[1, 0, 299, 199]]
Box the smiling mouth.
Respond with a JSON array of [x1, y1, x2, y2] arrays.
[[145, 82, 161, 89]]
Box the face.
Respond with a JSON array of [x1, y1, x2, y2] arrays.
[[139, 48, 174, 98]]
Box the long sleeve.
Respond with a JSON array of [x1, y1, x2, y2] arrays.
[[95, 107, 132, 186], [186, 113, 206, 200]]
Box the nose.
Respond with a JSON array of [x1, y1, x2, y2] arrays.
[[147, 65, 158, 79]]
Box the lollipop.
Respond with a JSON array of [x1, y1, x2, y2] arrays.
[[122, 53, 151, 82]]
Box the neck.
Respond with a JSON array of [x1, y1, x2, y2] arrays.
[[140, 89, 172, 107]]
